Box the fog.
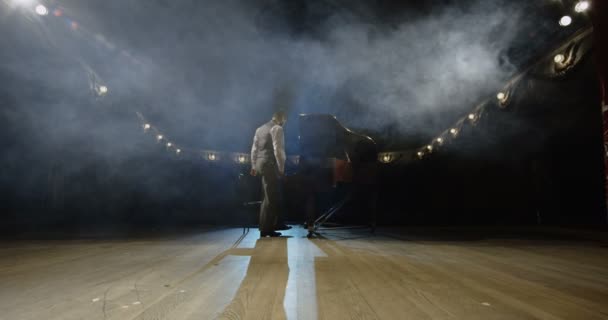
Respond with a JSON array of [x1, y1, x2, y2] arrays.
[[2, 0, 537, 150], [0, 0, 570, 224]]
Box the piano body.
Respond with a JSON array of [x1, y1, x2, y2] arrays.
[[284, 114, 379, 235]]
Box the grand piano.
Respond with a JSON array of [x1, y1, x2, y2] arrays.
[[284, 114, 379, 236], [238, 114, 379, 235]]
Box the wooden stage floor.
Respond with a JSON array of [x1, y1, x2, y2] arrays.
[[1, 226, 608, 320]]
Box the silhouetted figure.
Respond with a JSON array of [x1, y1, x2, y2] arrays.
[[250, 111, 287, 238]]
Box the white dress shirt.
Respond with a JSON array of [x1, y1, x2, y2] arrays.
[[251, 123, 286, 174]]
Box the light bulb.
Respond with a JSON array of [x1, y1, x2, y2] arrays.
[[559, 16, 572, 27], [554, 54, 565, 64], [35, 4, 48, 16], [575, 1, 590, 13]]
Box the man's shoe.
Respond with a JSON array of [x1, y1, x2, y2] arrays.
[[261, 231, 282, 237], [275, 224, 292, 231]]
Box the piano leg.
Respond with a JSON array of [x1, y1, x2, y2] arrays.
[[305, 193, 316, 238], [312, 192, 352, 231], [307, 184, 377, 236]]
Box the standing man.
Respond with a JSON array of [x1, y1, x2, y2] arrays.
[[250, 111, 287, 237]]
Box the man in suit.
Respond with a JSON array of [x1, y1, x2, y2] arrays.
[[250, 111, 287, 237]]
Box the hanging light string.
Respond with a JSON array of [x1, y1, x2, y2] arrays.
[[17, 0, 267, 165], [12, 1, 593, 165], [5, 0, 112, 99], [415, 26, 593, 160], [16, 0, 248, 164], [135, 112, 252, 164], [413, 0, 594, 160]]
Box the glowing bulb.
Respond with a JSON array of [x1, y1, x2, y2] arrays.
[[157, 135, 163, 141], [99, 86, 108, 95], [559, 16, 572, 27], [208, 153, 217, 161], [176, 149, 181, 154], [575, 1, 589, 13], [426, 145, 433, 151], [237, 155, 247, 163], [381, 154, 393, 163], [143, 123, 151, 130], [436, 137, 444, 144], [35, 4, 48, 16], [417, 151, 424, 158], [497, 92, 506, 101], [450, 128, 458, 136], [468, 113, 476, 121], [554, 54, 565, 64], [166, 142, 172, 147]]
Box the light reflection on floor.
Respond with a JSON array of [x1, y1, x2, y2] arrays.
[[3, 226, 608, 319], [283, 228, 326, 320], [218, 226, 326, 320]]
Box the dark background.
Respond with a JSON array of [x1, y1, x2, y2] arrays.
[[0, 0, 605, 233]]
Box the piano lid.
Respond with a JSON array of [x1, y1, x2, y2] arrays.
[[298, 114, 377, 160]]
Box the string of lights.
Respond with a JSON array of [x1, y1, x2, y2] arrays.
[[412, 5, 593, 162], [8, 0, 594, 166], [8, 0, 299, 167], [367, 1, 593, 164], [135, 112, 254, 165]]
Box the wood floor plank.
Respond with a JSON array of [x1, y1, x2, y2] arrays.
[[316, 237, 538, 320], [2, 227, 608, 320]]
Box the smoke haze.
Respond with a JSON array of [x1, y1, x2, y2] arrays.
[[0, 0, 575, 225], [2, 0, 538, 152]]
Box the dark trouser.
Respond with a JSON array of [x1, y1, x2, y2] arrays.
[[259, 163, 280, 233]]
